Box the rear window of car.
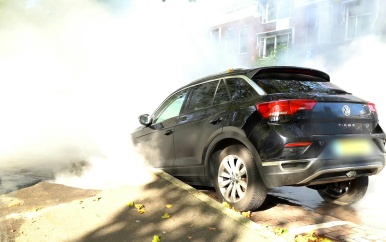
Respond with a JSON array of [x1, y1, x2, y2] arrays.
[[254, 78, 347, 94]]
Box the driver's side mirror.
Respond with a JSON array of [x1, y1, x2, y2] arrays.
[[139, 114, 152, 126]]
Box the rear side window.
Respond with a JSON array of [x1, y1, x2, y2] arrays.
[[185, 81, 218, 113], [213, 80, 231, 105], [255, 78, 347, 94], [225, 78, 257, 101]]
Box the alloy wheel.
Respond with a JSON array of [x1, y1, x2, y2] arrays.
[[217, 154, 248, 203]]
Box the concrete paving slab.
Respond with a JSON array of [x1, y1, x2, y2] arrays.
[[0, 170, 285, 242]]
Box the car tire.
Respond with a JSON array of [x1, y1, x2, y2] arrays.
[[317, 176, 369, 206], [213, 144, 267, 211]]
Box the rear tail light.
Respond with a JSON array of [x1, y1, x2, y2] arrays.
[[256, 99, 317, 119], [281, 141, 313, 158], [284, 142, 312, 148], [368, 102, 377, 113]]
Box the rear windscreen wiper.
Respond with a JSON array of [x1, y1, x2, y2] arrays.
[[327, 89, 351, 95]]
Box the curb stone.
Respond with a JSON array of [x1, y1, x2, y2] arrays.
[[152, 168, 290, 241]]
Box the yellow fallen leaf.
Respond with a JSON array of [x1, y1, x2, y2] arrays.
[[242, 211, 252, 218], [138, 208, 146, 214], [273, 227, 288, 235], [161, 213, 171, 219], [208, 227, 217, 231], [135, 204, 144, 209], [127, 201, 135, 207], [8, 202, 22, 207], [222, 202, 231, 208], [152, 235, 161, 242], [166, 204, 172, 208]]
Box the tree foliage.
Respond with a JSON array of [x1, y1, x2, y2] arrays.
[[256, 44, 288, 67]]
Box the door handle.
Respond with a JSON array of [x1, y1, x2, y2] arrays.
[[210, 118, 223, 125], [164, 129, 174, 135], [179, 116, 188, 122]]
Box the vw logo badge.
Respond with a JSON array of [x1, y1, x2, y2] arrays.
[[342, 105, 350, 116]]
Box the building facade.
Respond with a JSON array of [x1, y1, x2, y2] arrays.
[[210, 0, 385, 68]]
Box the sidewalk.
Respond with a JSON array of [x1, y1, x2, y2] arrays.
[[248, 195, 386, 242], [0, 170, 285, 242], [0, 170, 385, 242]]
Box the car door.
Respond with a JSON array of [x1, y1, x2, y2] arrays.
[[172, 80, 231, 181], [132, 88, 189, 168]]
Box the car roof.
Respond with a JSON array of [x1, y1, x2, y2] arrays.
[[170, 66, 330, 96], [186, 66, 330, 87]]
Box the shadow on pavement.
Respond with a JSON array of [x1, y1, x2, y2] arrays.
[[78, 178, 253, 242]]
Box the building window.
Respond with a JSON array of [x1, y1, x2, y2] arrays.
[[344, 1, 375, 39], [239, 25, 248, 53], [225, 28, 236, 52], [305, 3, 333, 45], [259, 0, 292, 23], [258, 33, 290, 57], [211, 28, 220, 44], [316, 4, 332, 44], [306, 7, 317, 44]]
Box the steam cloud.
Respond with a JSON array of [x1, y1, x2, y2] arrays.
[[0, 0, 236, 193], [0, 2, 385, 228], [304, 35, 386, 228]]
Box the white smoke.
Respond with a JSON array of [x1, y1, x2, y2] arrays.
[[2, 2, 385, 229], [326, 35, 386, 228], [302, 33, 386, 228], [330, 36, 386, 128], [0, 0, 248, 193]]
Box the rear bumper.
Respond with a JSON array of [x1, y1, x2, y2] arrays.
[[260, 154, 385, 188]]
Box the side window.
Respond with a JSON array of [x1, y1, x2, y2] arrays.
[[213, 80, 231, 105], [185, 81, 218, 113], [153, 89, 189, 123], [226, 78, 257, 101]]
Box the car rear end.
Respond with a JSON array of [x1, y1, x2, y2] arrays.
[[247, 67, 386, 188]]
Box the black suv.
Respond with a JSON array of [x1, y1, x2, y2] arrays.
[[131, 66, 386, 211]]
